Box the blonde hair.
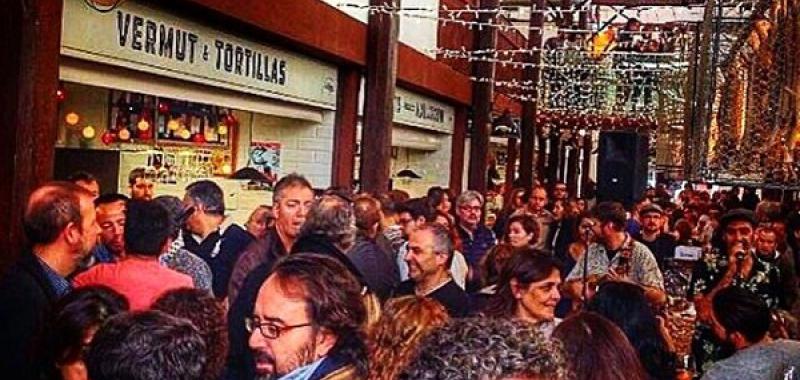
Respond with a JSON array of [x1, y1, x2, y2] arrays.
[[367, 296, 450, 380]]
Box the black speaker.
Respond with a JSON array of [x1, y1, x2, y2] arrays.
[[597, 131, 649, 208]]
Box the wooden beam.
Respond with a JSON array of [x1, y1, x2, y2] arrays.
[[0, 0, 63, 265], [505, 137, 518, 194], [360, 0, 399, 194], [518, 0, 545, 190], [331, 67, 361, 190], [468, 0, 499, 193], [449, 106, 468, 195]]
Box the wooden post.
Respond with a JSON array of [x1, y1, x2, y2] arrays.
[[332, 67, 360, 190], [567, 144, 579, 196], [468, 0, 499, 193], [360, 0, 399, 194], [547, 134, 560, 186], [505, 137, 518, 194], [518, 0, 545, 191], [580, 134, 592, 196], [536, 133, 547, 184], [0, 0, 63, 265], [449, 106, 467, 195]]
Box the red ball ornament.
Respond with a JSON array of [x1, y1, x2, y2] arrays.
[[137, 129, 152, 140], [157, 102, 170, 114], [192, 133, 206, 144], [56, 85, 67, 103], [101, 131, 116, 145]]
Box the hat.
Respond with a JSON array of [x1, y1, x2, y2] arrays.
[[719, 208, 756, 229], [639, 203, 664, 215]]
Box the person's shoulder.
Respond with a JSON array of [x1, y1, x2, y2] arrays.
[[224, 224, 254, 244], [73, 262, 115, 285]]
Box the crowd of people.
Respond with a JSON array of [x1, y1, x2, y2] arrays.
[[3, 169, 800, 380]]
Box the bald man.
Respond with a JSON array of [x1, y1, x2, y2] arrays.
[[0, 182, 99, 378]]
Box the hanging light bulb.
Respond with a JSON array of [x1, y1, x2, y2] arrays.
[[118, 128, 131, 141], [64, 112, 80, 126], [167, 118, 181, 131], [82, 125, 96, 140], [137, 117, 151, 131], [217, 123, 228, 136]]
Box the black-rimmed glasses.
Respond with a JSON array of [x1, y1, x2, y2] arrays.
[[244, 316, 312, 339]]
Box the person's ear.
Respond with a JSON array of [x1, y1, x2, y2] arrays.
[[510, 278, 523, 299], [314, 327, 337, 359], [63, 222, 82, 246]]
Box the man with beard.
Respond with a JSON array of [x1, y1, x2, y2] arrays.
[[0, 182, 100, 379], [690, 209, 783, 375], [633, 203, 677, 271], [88, 193, 128, 264], [226, 174, 314, 380], [247, 253, 367, 380], [565, 201, 665, 306], [702, 287, 800, 380]]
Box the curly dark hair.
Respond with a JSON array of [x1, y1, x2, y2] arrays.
[[272, 252, 368, 376], [152, 288, 228, 380], [401, 317, 566, 379], [586, 281, 676, 380]]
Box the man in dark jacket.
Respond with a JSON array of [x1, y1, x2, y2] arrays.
[[348, 194, 399, 301], [0, 182, 99, 379]]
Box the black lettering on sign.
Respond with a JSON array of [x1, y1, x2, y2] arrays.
[[159, 25, 173, 58], [214, 40, 224, 69], [117, 11, 130, 47], [279, 60, 287, 85], [131, 16, 143, 50], [234, 46, 244, 75], [188, 33, 198, 63], [145, 20, 157, 54], [244, 48, 253, 77], [175, 30, 187, 61], [224, 43, 233, 72]]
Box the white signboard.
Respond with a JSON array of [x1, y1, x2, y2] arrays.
[[61, 0, 338, 109], [393, 88, 455, 134]]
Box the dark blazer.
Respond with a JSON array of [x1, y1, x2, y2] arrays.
[[0, 251, 60, 380]]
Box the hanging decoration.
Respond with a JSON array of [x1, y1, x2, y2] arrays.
[[81, 125, 96, 140], [64, 112, 80, 126]]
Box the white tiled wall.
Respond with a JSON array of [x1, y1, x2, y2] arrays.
[[235, 111, 335, 189]]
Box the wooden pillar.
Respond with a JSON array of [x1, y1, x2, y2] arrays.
[[505, 137, 518, 195], [536, 133, 547, 183], [519, 0, 546, 190], [580, 134, 592, 196], [567, 145, 579, 196], [547, 134, 560, 186], [468, 0, 499, 193], [0, 0, 62, 264], [449, 106, 468, 195], [331, 67, 360, 190], [360, 0, 399, 194]]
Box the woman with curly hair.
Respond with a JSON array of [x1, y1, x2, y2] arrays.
[[368, 296, 450, 380], [401, 317, 566, 379]]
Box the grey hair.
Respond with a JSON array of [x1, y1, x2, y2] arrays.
[[272, 173, 313, 204], [299, 195, 357, 251], [401, 317, 566, 380], [456, 190, 484, 208], [416, 223, 454, 266]]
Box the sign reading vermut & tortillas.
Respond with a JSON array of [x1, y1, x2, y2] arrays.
[[61, 0, 338, 109], [392, 88, 455, 134]]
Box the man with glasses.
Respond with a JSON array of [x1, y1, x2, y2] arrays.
[[455, 190, 497, 291], [182, 180, 253, 299], [247, 252, 367, 380]]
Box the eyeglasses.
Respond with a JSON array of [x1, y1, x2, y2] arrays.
[[245, 316, 312, 339]]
